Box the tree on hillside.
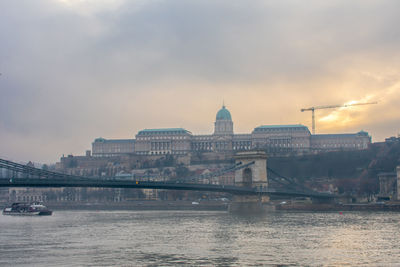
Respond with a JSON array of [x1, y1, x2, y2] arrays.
[[335, 178, 359, 194], [358, 177, 379, 201], [175, 165, 190, 179]]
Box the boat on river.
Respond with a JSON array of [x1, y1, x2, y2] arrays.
[[2, 202, 53, 216]]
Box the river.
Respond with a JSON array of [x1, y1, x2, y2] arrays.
[[1, 210, 399, 266]]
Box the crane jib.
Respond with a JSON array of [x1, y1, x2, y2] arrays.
[[300, 101, 377, 134]]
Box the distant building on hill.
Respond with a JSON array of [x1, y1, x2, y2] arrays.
[[91, 105, 371, 157], [311, 131, 370, 152], [385, 136, 400, 143], [92, 138, 135, 157]]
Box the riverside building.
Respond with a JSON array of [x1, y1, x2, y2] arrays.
[[91, 105, 371, 157]]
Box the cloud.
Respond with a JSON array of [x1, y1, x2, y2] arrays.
[[1, 0, 400, 162]]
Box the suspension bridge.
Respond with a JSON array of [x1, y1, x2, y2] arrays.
[[0, 156, 335, 200]]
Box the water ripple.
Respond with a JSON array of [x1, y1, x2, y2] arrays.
[[1, 210, 400, 266]]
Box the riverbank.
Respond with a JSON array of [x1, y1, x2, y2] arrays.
[[45, 200, 229, 211], [276, 202, 400, 211], [42, 202, 400, 212], [3, 200, 400, 212]]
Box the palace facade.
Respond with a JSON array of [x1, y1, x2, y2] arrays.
[[92, 105, 371, 157]]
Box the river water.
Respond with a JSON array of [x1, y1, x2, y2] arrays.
[[1, 210, 400, 266]]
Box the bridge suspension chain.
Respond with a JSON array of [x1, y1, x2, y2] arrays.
[[0, 157, 255, 183], [267, 167, 315, 194], [0, 158, 84, 180], [187, 161, 255, 182]]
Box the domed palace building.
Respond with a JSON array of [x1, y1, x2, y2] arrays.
[[92, 105, 371, 157]]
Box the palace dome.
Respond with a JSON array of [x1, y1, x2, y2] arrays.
[[216, 105, 232, 121]]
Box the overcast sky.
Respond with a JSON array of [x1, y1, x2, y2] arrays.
[[1, 0, 400, 163]]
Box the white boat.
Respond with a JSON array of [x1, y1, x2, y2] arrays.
[[2, 202, 53, 216]]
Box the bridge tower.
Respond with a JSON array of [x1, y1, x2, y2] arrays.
[[234, 151, 268, 188], [230, 151, 272, 213]]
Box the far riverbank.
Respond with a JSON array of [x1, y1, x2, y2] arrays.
[[275, 202, 400, 212], [45, 200, 229, 211], [3, 200, 400, 212]]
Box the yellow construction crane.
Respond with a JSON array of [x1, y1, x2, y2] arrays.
[[301, 101, 377, 134]]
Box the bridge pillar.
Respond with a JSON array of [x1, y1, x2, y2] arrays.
[[234, 150, 268, 188], [229, 151, 273, 213]]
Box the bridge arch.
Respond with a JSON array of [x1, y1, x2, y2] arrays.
[[242, 168, 252, 187]]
